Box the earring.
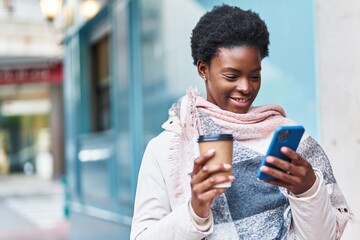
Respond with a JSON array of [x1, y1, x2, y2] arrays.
[[202, 75, 206, 81]]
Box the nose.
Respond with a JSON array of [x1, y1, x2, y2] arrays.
[[235, 79, 252, 94]]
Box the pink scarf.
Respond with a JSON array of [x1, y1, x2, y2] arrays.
[[195, 94, 288, 142], [175, 88, 292, 143]]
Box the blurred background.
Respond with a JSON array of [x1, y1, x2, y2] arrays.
[[0, 0, 358, 239]]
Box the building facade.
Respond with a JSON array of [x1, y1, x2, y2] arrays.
[[0, 0, 64, 179], [62, 0, 359, 239]]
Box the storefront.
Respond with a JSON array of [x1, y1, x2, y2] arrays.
[[0, 60, 64, 178], [0, 0, 65, 179], [62, 0, 317, 238]]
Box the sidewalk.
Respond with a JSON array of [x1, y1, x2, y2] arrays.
[[0, 174, 62, 198], [0, 174, 69, 240]]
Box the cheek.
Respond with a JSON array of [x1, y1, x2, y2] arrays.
[[251, 82, 261, 92], [206, 78, 233, 97], [207, 81, 221, 93], [212, 84, 229, 98]]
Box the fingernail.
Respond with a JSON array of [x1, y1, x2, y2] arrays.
[[281, 146, 288, 152], [205, 149, 215, 156], [223, 164, 231, 169], [229, 176, 235, 181], [266, 157, 274, 163]]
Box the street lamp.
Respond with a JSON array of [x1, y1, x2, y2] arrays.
[[80, 0, 101, 20], [40, 0, 63, 22]]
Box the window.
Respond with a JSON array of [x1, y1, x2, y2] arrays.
[[89, 34, 111, 132]]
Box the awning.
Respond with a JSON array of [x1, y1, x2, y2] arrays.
[[0, 61, 62, 85]]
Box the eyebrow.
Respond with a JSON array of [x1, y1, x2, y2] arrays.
[[222, 67, 262, 73]]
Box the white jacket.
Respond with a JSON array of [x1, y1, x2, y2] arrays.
[[130, 130, 339, 240]]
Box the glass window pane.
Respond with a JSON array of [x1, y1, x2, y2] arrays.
[[90, 35, 111, 132], [139, 0, 206, 145]]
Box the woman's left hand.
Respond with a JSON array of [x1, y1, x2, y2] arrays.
[[260, 147, 316, 195]]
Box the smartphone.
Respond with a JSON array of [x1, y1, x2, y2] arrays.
[[256, 125, 305, 181]]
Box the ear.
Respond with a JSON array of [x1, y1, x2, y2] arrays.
[[197, 60, 208, 81]]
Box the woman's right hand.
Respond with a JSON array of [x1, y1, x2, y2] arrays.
[[190, 149, 235, 218]]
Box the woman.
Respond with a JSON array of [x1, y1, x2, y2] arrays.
[[130, 4, 351, 239]]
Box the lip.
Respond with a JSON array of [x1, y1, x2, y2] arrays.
[[229, 96, 252, 108]]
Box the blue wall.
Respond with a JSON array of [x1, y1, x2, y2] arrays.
[[198, 0, 318, 137]]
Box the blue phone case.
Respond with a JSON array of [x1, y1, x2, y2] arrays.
[[256, 125, 305, 181]]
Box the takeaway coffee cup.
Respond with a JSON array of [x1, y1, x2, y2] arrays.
[[197, 134, 234, 188]]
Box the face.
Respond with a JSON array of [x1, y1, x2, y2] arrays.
[[198, 46, 262, 114]]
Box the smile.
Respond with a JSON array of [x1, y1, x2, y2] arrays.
[[230, 97, 251, 103]]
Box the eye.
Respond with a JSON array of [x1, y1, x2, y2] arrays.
[[223, 74, 238, 81], [249, 74, 261, 82]]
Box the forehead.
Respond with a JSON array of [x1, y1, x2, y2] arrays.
[[211, 46, 261, 69]]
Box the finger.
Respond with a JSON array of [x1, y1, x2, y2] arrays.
[[196, 188, 226, 202], [194, 163, 232, 183], [282, 147, 314, 175], [260, 165, 295, 183], [193, 175, 235, 193], [280, 147, 304, 166], [193, 149, 215, 175], [266, 156, 298, 176], [192, 163, 233, 191]]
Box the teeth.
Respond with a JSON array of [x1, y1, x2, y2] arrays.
[[233, 98, 249, 103]]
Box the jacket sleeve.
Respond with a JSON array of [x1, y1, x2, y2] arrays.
[[288, 170, 337, 240], [130, 133, 212, 240], [290, 136, 352, 240]]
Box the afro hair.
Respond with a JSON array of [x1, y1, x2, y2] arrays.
[[191, 4, 270, 66]]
